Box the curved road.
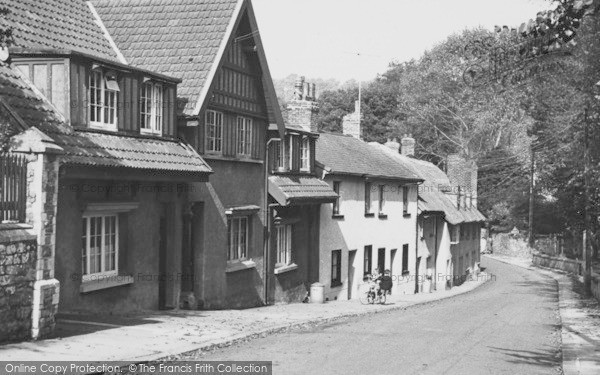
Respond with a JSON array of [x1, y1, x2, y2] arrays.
[[196, 257, 563, 374]]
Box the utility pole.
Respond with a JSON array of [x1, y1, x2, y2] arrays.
[[584, 107, 592, 295], [528, 144, 535, 247]]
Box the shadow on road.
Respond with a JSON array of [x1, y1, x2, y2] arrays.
[[488, 346, 561, 369]]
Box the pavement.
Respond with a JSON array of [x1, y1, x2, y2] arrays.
[[487, 253, 600, 375], [192, 257, 563, 375], [0, 274, 489, 363]]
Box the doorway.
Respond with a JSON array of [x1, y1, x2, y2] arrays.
[[378, 248, 386, 272], [348, 250, 357, 300], [158, 206, 167, 310]]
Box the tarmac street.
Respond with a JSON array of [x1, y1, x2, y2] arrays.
[[194, 257, 563, 375]]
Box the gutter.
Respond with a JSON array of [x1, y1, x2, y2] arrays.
[[263, 137, 281, 305]]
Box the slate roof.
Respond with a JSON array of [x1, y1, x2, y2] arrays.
[[0, 61, 211, 176], [2, 0, 120, 62], [369, 143, 486, 225], [315, 133, 422, 182], [92, 0, 240, 115], [268, 175, 338, 206]]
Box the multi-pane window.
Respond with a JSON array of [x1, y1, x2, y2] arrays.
[[365, 182, 372, 215], [331, 250, 342, 286], [364, 245, 372, 276], [300, 136, 310, 171], [403, 186, 409, 215], [333, 181, 341, 215], [227, 216, 249, 261], [140, 82, 163, 135], [276, 224, 292, 266], [378, 185, 385, 214], [81, 214, 118, 279], [237, 116, 253, 156], [206, 110, 223, 152], [287, 135, 295, 170], [90, 70, 118, 129], [272, 139, 284, 171]]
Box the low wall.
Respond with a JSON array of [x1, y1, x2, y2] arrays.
[[532, 253, 582, 275], [0, 227, 37, 343]]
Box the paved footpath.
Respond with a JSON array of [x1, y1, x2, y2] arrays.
[[0, 275, 488, 363], [488, 254, 600, 375]]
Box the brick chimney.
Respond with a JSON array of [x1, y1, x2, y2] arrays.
[[401, 135, 415, 156], [287, 76, 319, 133], [384, 138, 400, 153], [342, 100, 361, 139]]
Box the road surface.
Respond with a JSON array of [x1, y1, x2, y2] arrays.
[[196, 257, 562, 374]]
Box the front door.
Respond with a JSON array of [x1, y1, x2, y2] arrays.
[[348, 250, 357, 299]]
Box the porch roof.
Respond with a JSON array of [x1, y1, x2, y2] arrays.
[[268, 175, 338, 206]]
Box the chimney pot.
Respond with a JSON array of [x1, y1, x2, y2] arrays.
[[303, 82, 310, 100], [310, 83, 316, 101]]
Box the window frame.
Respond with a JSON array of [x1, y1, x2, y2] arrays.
[[364, 181, 373, 216], [140, 81, 163, 135], [401, 244, 409, 275], [300, 136, 310, 172], [206, 110, 224, 153], [331, 249, 342, 286], [450, 225, 460, 244], [332, 181, 342, 217], [378, 184, 386, 215], [89, 69, 118, 130], [275, 224, 293, 267], [364, 245, 373, 277], [81, 213, 119, 281], [402, 186, 409, 216], [237, 116, 253, 156], [227, 216, 249, 261]]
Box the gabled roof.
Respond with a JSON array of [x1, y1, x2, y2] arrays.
[[2, 0, 121, 62], [369, 142, 486, 224], [1, 61, 211, 177], [92, 0, 284, 131], [316, 133, 422, 182]]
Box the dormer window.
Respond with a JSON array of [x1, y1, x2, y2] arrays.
[[90, 69, 119, 130], [300, 136, 310, 172], [141, 81, 163, 135]]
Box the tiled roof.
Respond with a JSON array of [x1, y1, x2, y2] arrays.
[[92, 0, 240, 115], [369, 142, 486, 224], [2, 0, 120, 62], [0, 61, 211, 176], [52, 131, 212, 174], [316, 133, 422, 182], [269, 175, 338, 206]]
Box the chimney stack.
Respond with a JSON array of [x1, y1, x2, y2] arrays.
[[342, 100, 361, 139], [401, 135, 415, 156], [446, 154, 478, 209], [287, 75, 319, 133]]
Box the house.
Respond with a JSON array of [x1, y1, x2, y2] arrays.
[[93, 0, 287, 308], [266, 77, 338, 303], [315, 104, 424, 301], [370, 137, 486, 292], [3, 0, 213, 316]]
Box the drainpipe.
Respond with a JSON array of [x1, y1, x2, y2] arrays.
[[264, 138, 281, 305]]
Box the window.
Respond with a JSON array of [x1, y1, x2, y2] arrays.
[[272, 139, 284, 170], [450, 225, 460, 244], [402, 244, 409, 275], [364, 245, 372, 276], [90, 70, 118, 129], [331, 250, 342, 286], [332, 181, 342, 216], [206, 110, 223, 153], [287, 134, 295, 170], [300, 136, 310, 172], [378, 185, 386, 215], [81, 214, 118, 279], [140, 82, 163, 135], [365, 182, 372, 215], [403, 186, 409, 215], [276, 224, 292, 266], [237, 116, 253, 156], [227, 216, 249, 261]]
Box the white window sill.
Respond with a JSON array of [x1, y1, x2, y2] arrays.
[[226, 259, 257, 273], [80, 275, 134, 293], [274, 263, 298, 275]]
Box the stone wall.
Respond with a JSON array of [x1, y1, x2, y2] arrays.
[[0, 229, 37, 343], [532, 253, 582, 275], [489, 233, 533, 258]]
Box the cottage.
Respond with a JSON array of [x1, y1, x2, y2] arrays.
[[370, 137, 486, 292], [315, 104, 424, 301], [93, 0, 287, 308], [3, 0, 212, 316]]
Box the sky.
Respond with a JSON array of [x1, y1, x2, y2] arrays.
[[252, 0, 553, 82]]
